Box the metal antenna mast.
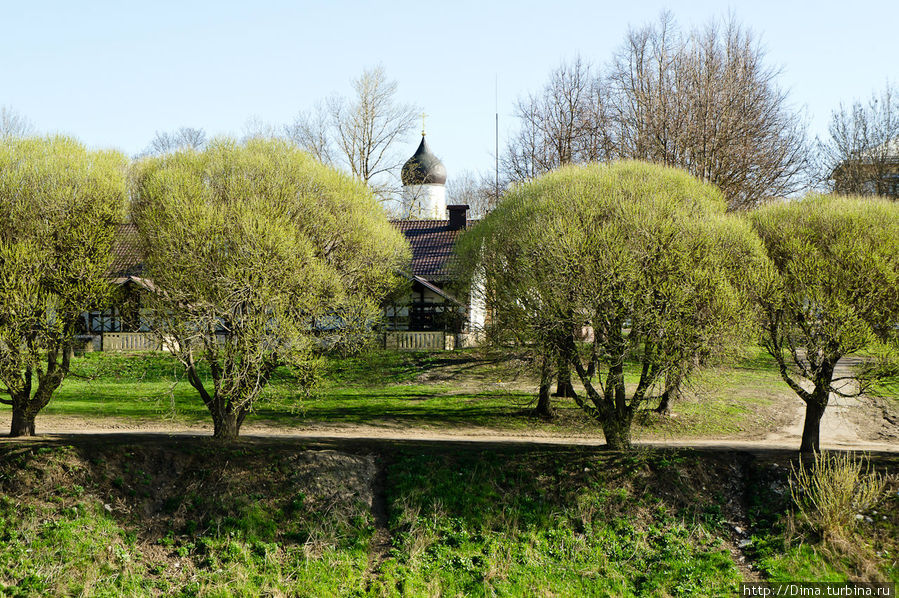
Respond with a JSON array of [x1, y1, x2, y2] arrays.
[[495, 74, 499, 206]]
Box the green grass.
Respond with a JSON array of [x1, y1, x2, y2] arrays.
[[375, 449, 742, 596], [0, 494, 152, 596], [0, 441, 745, 597], [42, 350, 543, 431], [2, 440, 897, 596], [0, 442, 374, 597], [7, 345, 895, 440], [649, 346, 791, 438]]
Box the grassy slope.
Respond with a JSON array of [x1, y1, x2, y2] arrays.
[[747, 453, 899, 585], [872, 374, 899, 411], [7, 347, 812, 441], [0, 440, 896, 597]]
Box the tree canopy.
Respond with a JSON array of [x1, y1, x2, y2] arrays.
[[456, 161, 767, 449], [0, 136, 126, 436], [503, 14, 809, 210], [750, 194, 899, 452], [130, 138, 410, 439]]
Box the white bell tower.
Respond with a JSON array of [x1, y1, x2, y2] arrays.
[[401, 118, 447, 219]]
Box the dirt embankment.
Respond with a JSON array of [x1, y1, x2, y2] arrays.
[[1, 435, 897, 594]]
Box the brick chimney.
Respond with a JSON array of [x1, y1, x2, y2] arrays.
[[447, 204, 469, 230]]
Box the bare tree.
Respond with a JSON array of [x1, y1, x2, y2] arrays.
[[503, 57, 611, 182], [607, 14, 810, 209], [0, 106, 34, 138], [819, 83, 899, 198], [331, 66, 418, 196], [284, 101, 334, 165], [446, 170, 500, 218], [143, 127, 207, 156], [241, 116, 279, 141], [607, 13, 687, 165], [505, 15, 809, 209], [289, 67, 418, 200]]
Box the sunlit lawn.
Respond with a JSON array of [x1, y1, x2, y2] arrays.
[[6, 346, 834, 441], [43, 351, 543, 430]]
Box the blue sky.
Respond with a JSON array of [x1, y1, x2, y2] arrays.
[[2, 1, 897, 180]]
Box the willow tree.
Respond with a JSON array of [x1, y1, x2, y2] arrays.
[[456, 161, 766, 449], [0, 137, 126, 436], [750, 195, 899, 453], [131, 138, 409, 439]]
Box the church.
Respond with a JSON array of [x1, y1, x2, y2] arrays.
[[382, 133, 485, 349], [86, 133, 485, 352]]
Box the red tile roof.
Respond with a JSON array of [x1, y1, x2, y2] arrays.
[[392, 219, 467, 282], [109, 223, 143, 278]]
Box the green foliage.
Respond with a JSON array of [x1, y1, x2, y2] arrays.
[[752, 194, 899, 353], [457, 161, 767, 447], [0, 136, 126, 434], [130, 138, 410, 437], [750, 194, 899, 451]]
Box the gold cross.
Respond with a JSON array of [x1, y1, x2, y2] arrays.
[[421, 112, 428, 136]]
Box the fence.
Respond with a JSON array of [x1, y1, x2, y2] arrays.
[[102, 332, 160, 352], [101, 331, 478, 353], [383, 331, 481, 351], [384, 331, 448, 351]]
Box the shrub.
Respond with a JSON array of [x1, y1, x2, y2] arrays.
[[789, 452, 887, 541]]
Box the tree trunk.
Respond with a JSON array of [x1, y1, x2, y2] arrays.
[[9, 406, 36, 437], [534, 353, 554, 419], [6, 343, 70, 437], [553, 358, 576, 398], [799, 361, 835, 454], [655, 389, 672, 415], [799, 400, 827, 454], [535, 379, 554, 419], [655, 375, 681, 415], [212, 410, 243, 440], [601, 415, 633, 450]]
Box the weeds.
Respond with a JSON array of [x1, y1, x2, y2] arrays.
[[790, 452, 887, 541]]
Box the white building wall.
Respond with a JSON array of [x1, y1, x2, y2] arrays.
[[402, 184, 446, 219], [468, 270, 486, 334]]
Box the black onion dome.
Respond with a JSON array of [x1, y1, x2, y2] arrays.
[[401, 136, 447, 185]]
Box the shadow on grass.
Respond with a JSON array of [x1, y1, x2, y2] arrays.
[[256, 401, 538, 427]]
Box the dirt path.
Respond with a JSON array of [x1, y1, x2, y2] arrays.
[[2, 418, 896, 452], [761, 356, 898, 450]]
